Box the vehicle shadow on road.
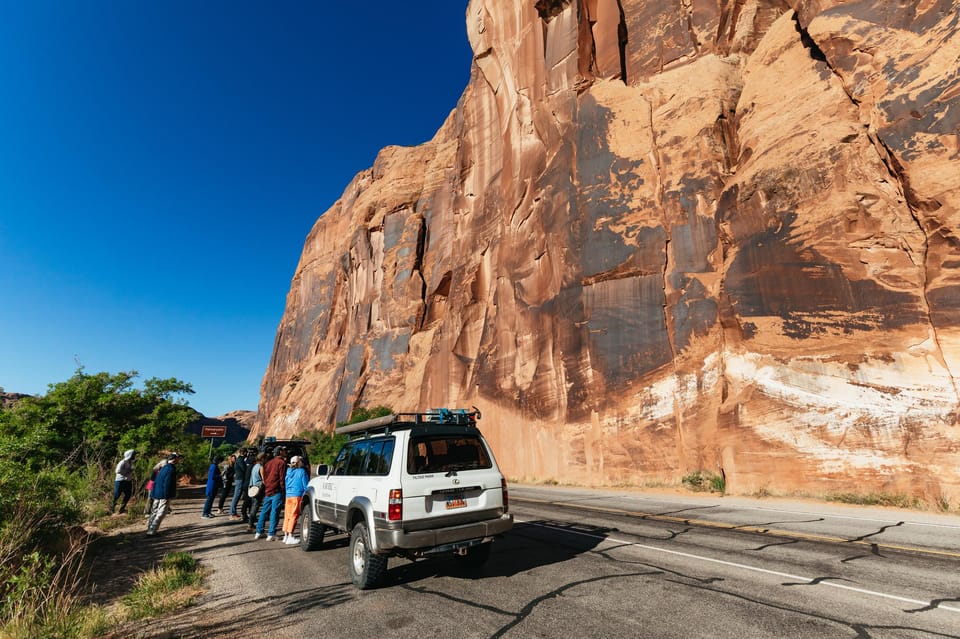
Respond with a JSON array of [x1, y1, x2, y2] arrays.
[[385, 519, 611, 588]]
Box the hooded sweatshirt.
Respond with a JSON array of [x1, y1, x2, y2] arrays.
[[285, 465, 309, 498], [115, 449, 136, 481]]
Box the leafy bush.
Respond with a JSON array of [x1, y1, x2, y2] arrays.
[[0, 368, 201, 636], [296, 405, 393, 465], [297, 429, 349, 465], [339, 405, 393, 425], [681, 470, 726, 494]]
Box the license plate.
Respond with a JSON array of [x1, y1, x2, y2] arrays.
[[446, 496, 467, 509]]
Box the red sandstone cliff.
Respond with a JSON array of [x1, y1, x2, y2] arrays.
[[254, 0, 960, 501]]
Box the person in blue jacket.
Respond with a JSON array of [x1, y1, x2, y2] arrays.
[[202, 456, 224, 518], [147, 452, 180, 536], [281, 455, 310, 545]]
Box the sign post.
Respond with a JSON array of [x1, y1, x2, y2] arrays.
[[201, 425, 228, 460]]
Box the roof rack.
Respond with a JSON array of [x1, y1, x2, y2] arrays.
[[336, 406, 481, 436]]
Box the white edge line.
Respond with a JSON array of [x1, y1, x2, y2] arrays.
[[522, 519, 960, 614]]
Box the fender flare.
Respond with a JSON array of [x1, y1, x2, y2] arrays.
[[345, 496, 379, 553], [301, 487, 316, 520]]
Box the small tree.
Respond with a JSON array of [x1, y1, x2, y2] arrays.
[[297, 430, 348, 465], [298, 405, 393, 464]]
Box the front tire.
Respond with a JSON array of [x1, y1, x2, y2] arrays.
[[300, 504, 325, 552], [349, 522, 387, 589]]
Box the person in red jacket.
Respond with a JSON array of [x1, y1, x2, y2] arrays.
[[254, 447, 287, 541]]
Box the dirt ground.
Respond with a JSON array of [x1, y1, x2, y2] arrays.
[[82, 485, 240, 638]]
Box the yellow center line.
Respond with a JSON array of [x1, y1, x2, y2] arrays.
[[512, 496, 960, 559]]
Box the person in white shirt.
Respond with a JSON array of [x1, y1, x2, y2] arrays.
[[112, 449, 136, 514]]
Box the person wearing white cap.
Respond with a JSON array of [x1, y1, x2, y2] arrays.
[[111, 449, 137, 514], [282, 455, 309, 545]]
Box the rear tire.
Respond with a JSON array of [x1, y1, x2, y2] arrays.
[[349, 522, 387, 589], [300, 506, 325, 552], [457, 542, 492, 570]]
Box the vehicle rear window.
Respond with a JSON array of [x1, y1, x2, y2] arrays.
[[406, 434, 492, 475]]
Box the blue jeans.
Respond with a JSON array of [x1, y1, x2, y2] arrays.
[[229, 481, 244, 515], [257, 493, 282, 536]]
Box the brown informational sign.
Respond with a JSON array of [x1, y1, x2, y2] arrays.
[[201, 425, 227, 439]]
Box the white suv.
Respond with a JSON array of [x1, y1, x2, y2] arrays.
[[299, 408, 513, 589]]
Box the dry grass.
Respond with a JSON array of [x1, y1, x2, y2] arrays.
[[119, 552, 206, 621]]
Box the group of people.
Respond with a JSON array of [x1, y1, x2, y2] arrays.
[[111, 444, 310, 541], [247, 446, 310, 545], [203, 445, 310, 544]]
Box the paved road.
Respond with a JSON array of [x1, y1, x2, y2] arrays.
[[141, 485, 960, 639]]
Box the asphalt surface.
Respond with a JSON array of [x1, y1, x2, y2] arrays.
[[131, 485, 960, 639]]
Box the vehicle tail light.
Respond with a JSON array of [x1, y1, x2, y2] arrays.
[[388, 489, 403, 521], [501, 478, 509, 512]]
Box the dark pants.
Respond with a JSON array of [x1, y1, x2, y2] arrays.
[[217, 482, 233, 511], [112, 480, 132, 513], [240, 492, 253, 521], [202, 492, 217, 517], [248, 491, 263, 528]]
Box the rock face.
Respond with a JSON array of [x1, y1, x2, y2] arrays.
[[0, 393, 32, 410], [255, 0, 960, 501]]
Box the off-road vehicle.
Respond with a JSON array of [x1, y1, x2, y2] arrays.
[[254, 436, 311, 471], [299, 408, 513, 589]]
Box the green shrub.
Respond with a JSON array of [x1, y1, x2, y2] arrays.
[[298, 405, 392, 465], [298, 429, 348, 465], [0, 367, 203, 637], [681, 470, 725, 494], [709, 473, 726, 494]]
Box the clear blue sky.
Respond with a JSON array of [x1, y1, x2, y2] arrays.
[[0, 1, 472, 416]]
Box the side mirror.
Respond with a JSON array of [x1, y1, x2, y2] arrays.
[[316, 464, 329, 477]]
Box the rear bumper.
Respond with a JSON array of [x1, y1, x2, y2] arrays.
[[375, 513, 514, 552]]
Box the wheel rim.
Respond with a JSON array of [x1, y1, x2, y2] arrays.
[[352, 532, 366, 574], [301, 516, 308, 541]]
